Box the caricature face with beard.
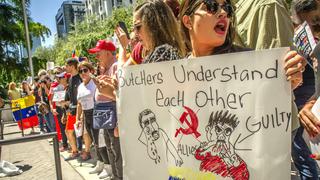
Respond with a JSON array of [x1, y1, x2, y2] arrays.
[[196, 111, 249, 180], [212, 122, 234, 154], [204, 111, 239, 158], [140, 112, 161, 163]]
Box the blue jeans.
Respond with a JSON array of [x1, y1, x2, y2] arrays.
[[35, 105, 45, 132], [77, 136, 82, 151], [44, 111, 56, 132], [38, 114, 45, 132], [292, 126, 319, 179]]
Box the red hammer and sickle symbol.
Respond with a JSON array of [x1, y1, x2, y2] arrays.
[[175, 106, 201, 138]]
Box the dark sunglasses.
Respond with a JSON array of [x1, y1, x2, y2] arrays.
[[203, 0, 233, 17], [133, 23, 142, 32], [186, 0, 233, 18], [79, 68, 89, 74]]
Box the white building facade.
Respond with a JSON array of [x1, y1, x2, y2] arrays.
[[55, 1, 86, 38], [84, 0, 134, 20]]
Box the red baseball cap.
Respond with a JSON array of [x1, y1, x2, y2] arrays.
[[88, 40, 116, 54], [55, 72, 71, 79]]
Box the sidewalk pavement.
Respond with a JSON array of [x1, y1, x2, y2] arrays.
[[0, 122, 109, 180], [60, 151, 101, 180], [0, 123, 82, 180]]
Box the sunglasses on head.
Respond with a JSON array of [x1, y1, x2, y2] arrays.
[[187, 0, 234, 17], [79, 68, 89, 74]]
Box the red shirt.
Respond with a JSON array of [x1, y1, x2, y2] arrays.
[[130, 42, 143, 64]]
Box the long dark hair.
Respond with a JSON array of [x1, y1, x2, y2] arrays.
[[179, 0, 236, 55], [134, 0, 186, 57]]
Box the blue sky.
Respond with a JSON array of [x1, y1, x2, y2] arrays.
[[30, 0, 65, 47]]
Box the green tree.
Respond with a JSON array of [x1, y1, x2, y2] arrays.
[[53, 6, 133, 65], [0, 0, 51, 87], [33, 46, 57, 62]]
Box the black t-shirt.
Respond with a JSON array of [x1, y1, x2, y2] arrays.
[[294, 63, 315, 109], [65, 74, 82, 115]]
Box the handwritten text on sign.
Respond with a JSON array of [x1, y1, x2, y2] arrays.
[[118, 48, 292, 180]]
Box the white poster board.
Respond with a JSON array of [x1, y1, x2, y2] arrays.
[[46, 61, 54, 71], [118, 48, 292, 180], [52, 91, 65, 102]]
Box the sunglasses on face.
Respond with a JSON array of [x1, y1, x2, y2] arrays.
[[79, 68, 89, 74], [203, 0, 233, 17], [187, 0, 234, 17]]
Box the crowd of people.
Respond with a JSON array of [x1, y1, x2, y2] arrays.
[[1, 0, 320, 179]]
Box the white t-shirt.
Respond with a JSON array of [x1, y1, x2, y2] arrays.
[[77, 79, 96, 110]]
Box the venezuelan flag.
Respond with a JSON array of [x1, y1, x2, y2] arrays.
[[11, 95, 39, 130]]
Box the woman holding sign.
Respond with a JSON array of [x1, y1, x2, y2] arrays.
[[75, 61, 96, 162], [178, 0, 305, 178], [179, 0, 304, 90]]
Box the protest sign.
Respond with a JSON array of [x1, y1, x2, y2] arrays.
[[293, 21, 317, 59], [46, 61, 54, 71], [52, 91, 65, 102], [118, 48, 292, 180]]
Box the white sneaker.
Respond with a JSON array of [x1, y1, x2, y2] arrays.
[[103, 176, 113, 180], [98, 165, 112, 179], [89, 161, 104, 174], [105, 164, 112, 176]]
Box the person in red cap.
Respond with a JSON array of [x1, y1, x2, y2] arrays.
[[89, 40, 117, 74], [89, 40, 123, 179]]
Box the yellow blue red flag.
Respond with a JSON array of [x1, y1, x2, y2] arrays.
[[11, 95, 38, 130]]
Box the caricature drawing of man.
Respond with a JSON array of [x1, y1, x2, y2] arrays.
[[195, 110, 249, 180], [138, 109, 183, 167]]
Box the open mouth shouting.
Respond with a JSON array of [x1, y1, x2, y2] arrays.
[[214, 19, 228, 35]]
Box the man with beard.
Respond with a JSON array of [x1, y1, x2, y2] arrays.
[[195, 110, 249, 180], [138, 109, 183, 166]]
